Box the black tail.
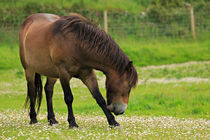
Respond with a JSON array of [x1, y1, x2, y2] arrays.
[[24, 73, 43, 113]]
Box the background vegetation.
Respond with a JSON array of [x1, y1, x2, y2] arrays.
[[0, 0, 209, 67], [0, 0, 210, 38]]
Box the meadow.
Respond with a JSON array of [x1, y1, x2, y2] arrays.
[[0, 38, 209, 138], [0, 64, 209, 139]]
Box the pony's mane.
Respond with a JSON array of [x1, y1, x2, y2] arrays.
[[53, 13, 138, 87]]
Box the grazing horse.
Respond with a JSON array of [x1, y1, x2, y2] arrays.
[[19, 13, 138, 128]]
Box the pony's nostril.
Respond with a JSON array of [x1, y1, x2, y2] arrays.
[[119, 111, 124, 115], [114, 111, 124, 116]]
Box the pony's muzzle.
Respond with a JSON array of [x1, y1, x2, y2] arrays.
[[107, 103, 127, 115]]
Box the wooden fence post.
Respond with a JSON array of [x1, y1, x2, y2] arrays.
[[190, 5, 196, 39], [104, 10, 108, 33]]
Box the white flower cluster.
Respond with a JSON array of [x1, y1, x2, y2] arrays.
[[0, 110, 209, 139]]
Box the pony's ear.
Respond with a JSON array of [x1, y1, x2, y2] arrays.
[[126, 61, 133, 72]]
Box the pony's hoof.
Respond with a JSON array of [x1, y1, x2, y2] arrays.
[[69, 122, 79, 128], [109, 121, 120, 128], [49, 118, 59, 125], [30, 119, 38, 124]]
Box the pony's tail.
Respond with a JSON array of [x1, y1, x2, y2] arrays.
[[34, 73, 43, 113], [24, 73, 43, 113]]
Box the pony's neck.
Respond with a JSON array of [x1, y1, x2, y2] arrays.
[[92, 62, 119, 79]]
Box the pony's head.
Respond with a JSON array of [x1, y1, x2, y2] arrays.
[[106, 61, 138, 115]]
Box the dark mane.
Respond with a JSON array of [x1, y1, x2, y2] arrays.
[[53, 14, 138, 87]]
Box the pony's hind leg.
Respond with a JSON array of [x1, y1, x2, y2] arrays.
[[25, 70, 38, 124], [44, 77, 58, 125]]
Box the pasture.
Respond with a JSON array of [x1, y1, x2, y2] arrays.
[[0, 13, 209, 140], [0, 48, 209, 139]]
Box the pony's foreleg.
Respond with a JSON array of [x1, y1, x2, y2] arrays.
[[59, 68, 78, 128], [44, 77, 58, 125], [25, 70, 38, 124], [79, 69, 119, 127]]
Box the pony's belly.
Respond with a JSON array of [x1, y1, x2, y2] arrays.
[[29, 62, 59, 78], [31, 60, 59, 78], [25, 52, 59, 78], [34, 65, 59, 78]]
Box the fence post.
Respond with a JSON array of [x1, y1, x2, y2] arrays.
[[104, 10, 108, 33], [190, 5, 196, 39]]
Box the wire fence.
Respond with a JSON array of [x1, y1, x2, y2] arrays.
[[0, 10, 210, 45], [105, 10, 210, 39]]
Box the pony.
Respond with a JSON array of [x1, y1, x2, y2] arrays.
[[19, 13, 138, 128]]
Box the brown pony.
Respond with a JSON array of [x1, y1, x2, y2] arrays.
[[19, 13, 138, 128]]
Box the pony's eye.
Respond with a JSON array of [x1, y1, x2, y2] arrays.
[[128, 88, 131, 94]]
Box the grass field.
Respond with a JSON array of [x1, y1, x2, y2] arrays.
[[0, 61, 210, 118], [0, 60, 210, 139], [0, 35, 210, 139], [0, 110, 209, 139]]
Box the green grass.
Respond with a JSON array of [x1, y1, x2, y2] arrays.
[[137, 61, 210, 79], [0, 35, 209, 118], [0, 34, 210, 70], [116, 36, 210, 66], [0, 67, 209, 119], [0, 68, 209, 139], [0, 45, 21, 70], [0, 82, 209, 119], [0, 31, 210, 139], [0, 110, 209, 139]]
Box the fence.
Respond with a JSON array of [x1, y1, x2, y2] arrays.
[[0, 8, 210, 45], [103, 8, 209, 39]]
